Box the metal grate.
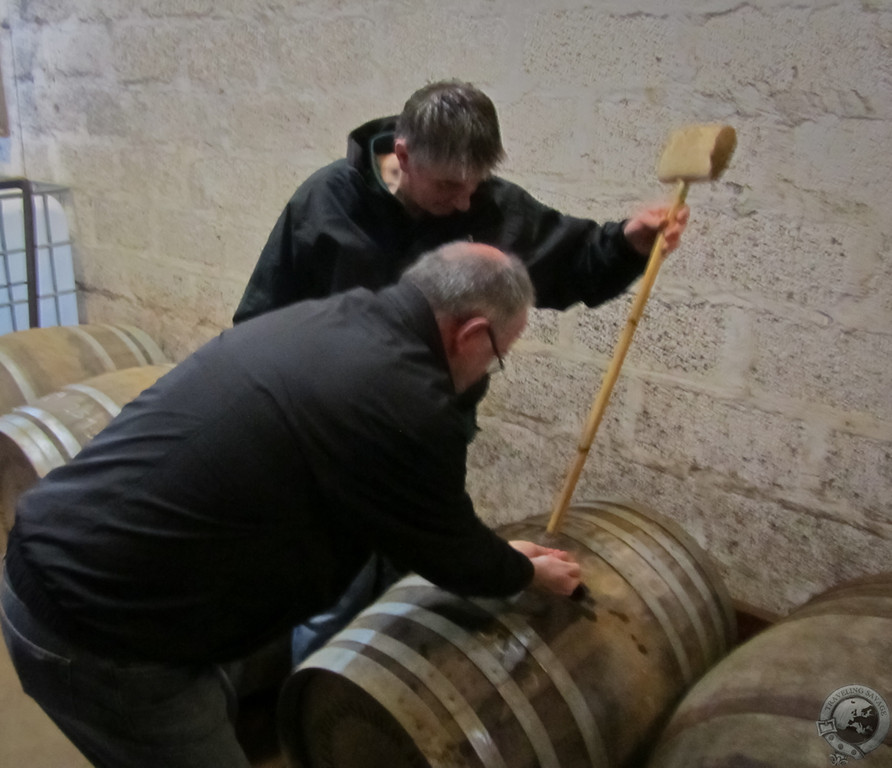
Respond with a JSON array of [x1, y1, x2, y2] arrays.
[[0, 179, 77, 334]]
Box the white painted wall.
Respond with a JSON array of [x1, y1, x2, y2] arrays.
[[1, 0, 889, 615]]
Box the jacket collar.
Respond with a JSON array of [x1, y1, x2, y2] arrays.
[[378, 280, 445, 364], [346, 116, 397, 174], [377, 280, 490, 411]]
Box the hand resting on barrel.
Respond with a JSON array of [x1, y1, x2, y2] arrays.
[[508, 539, 571, 559], [509, 541, 581, 596], [529, 554, 581, 596]]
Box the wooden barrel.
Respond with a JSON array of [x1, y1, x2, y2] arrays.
[[0, 364, 174, 537], [0, 323, 167, 416], [646, 573, 892, 767], [277, 499, 736, 768]]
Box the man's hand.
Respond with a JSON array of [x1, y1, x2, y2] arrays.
[[509, 539, 571, 560], [622, 202, 690, 257], [529, 554, 581, 596], [510, 540, 581, 595]]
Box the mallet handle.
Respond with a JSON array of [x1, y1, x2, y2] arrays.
[[546, 179, 689, 535]]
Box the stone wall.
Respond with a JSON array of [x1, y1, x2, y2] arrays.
[[1, 0, 889, 616]]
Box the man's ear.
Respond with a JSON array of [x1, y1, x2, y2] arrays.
[[393, 138, 410, 172], [452, 317, 489, 356]]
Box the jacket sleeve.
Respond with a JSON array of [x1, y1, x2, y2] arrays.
[[484, 180, 649, 311], [305, 377, 535, 598]]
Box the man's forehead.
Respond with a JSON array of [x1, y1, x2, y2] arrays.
[[414, 158, 489, 184]]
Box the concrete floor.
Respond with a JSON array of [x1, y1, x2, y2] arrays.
[[0, 642, 288, 768]]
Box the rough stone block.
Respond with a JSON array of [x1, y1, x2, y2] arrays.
[[480, 349, 630, 441], [690, 5, 891, 121], [790, 117, 892, 208], [864, 232, 892, 321], [467, 419, 574, 527], [112, 24, 183, 83], [498, 92, 604, 180], [666, 210, 878, 314], [571, 459, 694, 531], [127, 88, 207, 144], [751, 312, 892, 422], [16, 83, 83, 136], [680, 487, 892, 617], [823, 431, 892, 522], [569, 294, 630, 357], [52, 146, 128, 213], [573, 294, 728, 378], [575, 461, 890, 616], [634, 381, 808, 494], [139, 0, 216, 17], [184, 19, 269, 86], [272, 17, 378, 94], [523, 308, 562, 347], [188, 151, 306, 224], [522, 9, 693, 92], [15, 0, 133, 23], [88, 195, 155, 252], [368, 5, 514, 90], [32, 22, 112, 78], [83, 89, 133, 138], [79, 249, 233, 359], [115, 148, 193, 209], [154, 207, 269, 281], [223, 93, 315, 153]]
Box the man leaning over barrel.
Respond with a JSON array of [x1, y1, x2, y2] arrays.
[[0, 242, 581, 768]]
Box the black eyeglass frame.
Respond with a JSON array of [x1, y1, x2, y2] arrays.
[[485, 324, 505, 373]]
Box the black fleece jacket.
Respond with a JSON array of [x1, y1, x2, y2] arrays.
[[6, 282, 533, 664]]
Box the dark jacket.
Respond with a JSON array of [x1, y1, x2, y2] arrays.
[[5, 282, 533, 664], [233, 117, 647, 323]]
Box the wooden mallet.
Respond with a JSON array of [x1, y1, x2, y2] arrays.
[[546, 124, 737, 535]]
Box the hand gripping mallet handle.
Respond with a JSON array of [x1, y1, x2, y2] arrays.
[[546, 125, 737, 535]]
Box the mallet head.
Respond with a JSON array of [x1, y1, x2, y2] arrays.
[[657, 124, 737, 184]]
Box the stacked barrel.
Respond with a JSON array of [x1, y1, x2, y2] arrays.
[[0, 324, 172, 552], [645, 573, 892, 767]]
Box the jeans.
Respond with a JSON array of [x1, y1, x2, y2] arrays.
[[291, 552, 402, 666], [0, 569, 250, 768]]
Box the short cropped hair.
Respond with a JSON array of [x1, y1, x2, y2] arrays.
[[395, 80, 506, 177], [402, 242, 534, 331]]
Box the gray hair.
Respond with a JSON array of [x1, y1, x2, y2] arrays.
[[395, 80, 506, 177], [401, 242, 535, 330]]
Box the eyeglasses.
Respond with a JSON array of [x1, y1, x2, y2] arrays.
[[485, 324, 505, 375]]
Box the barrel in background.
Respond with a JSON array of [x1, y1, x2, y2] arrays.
[[0, 364, 173, 538], [278, 499, 736, 768], [646, 573, 892, 767], [0, 323, 168, 416]]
